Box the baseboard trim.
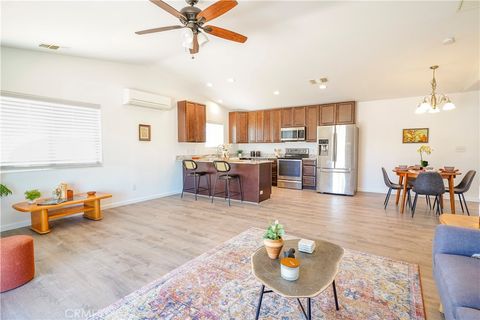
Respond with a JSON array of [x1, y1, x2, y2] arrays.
[[0, 191, 181, 233]]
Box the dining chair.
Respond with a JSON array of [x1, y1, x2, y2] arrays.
[[181, 160, 211, 200], [445, 170, 476, 215], [411, 172, 445, 217], [381, 167, 411, 209]]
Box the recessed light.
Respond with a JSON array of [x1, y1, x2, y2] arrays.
[[273, 90, 280, 95], [227, 78, 235, 83], [217, 99, 223, 103], [206, 82, 213, 87], [318, 78, 328, 89]]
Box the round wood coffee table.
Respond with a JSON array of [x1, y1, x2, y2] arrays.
[[251, 239, 344, 320]]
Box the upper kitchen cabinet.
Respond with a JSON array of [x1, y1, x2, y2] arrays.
[[248, 111, 257, 143], [271, 109, 282, 142], [256, 110, 265, 142], [292, 106, 306, 126], [263, 110, 272, 143], [336, 101, 356, 124], [318, 104, 336, 126], [178, 100, 206, 142], [306, 105, 318, 142], [228, 112, 248, 143], [281, 108, 293, 127]]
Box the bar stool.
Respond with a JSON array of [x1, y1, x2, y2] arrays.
[[211, 160, 243, 206], [181, 160, 211, 200]]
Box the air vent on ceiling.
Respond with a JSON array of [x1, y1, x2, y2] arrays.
[[39, 43, 60, 50]]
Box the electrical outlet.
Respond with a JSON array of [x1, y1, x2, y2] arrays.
[[260, 190, 264, 195]]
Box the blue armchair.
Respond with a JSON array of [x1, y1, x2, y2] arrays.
[[433, 225, 480, 320]]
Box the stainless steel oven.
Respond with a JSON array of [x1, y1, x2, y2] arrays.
[[280, 127, 306, 142], [278, 158, 303, 189]]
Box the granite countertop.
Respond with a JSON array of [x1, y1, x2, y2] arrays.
[[176, 155, 273, 165]]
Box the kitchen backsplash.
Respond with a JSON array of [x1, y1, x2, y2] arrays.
[[233, 142, 317, 157]]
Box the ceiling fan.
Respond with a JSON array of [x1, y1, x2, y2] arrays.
[[136, 0, 247, 55]]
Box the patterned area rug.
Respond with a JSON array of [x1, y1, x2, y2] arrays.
[[90, 228, 425, 320]]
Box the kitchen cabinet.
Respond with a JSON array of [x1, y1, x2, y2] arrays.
[[248, 111, 257, 143], [302, 158, 317, 189], [228, 112, 248, 143], [319, 102, 356, 126], [306, 105, 318, 142], [292, 106, 306, 126], [177, 100, 206, 142], [281, 108, 293, 127], [336, 101, 356, 124], [256, 111, 264, 142], [318, 104, 336, 126], [272, 109, 281, 142], [263, 110, 272, 143]]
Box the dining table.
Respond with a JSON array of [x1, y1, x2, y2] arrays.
[[392, 168, 462, 214]]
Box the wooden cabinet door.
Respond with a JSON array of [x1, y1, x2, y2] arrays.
[[281, 108, 293, 127], [237, 112, 248, 143], [228, 112, 235, 144], [271, 109, 281, 142], [336, 101, 356, 124], [256, 111, 264, 142], [292, 106, 306, 126], [248, 111, 257, 143], [263, 110, 272, 143], [186, 102, 197, 141], [319, 104, 336, 126], [195, 103, 206, 142], [306, 105, 318, 142]]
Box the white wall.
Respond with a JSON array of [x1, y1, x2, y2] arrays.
[[357, 91, 480, 201], [0, 47, 229, 231]]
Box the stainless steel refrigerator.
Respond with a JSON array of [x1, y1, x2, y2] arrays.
[[316, 125, 358, 195]]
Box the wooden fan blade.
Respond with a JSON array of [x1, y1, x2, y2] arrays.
[[149, 0, 186, 21], [135, 25, 184, 35], [190, 33, 199, 54], [203, 25, 247, 43], [197, 0, 238, 23]]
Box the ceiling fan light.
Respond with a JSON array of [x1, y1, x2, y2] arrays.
[[428, 107, 440, 114], [197, 32, 209, 46], [182, 28, 194, 42], [319, 84, 327, 90], [415, 106, 427, 114], [443, 102, 456, 110]]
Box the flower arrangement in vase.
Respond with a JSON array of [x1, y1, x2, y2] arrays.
[[263, 220, 285, 259], [217, 144, 232, 160], [417, 145, 433, 168]]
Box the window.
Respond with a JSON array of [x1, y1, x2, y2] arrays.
[[205, 123, 224, 148], [0, 92, 102, 170]]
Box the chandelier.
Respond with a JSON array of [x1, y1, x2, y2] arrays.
[[415, 65, 456, 114]]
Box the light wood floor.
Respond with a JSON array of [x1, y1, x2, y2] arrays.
[[1, 188, 478, 320]]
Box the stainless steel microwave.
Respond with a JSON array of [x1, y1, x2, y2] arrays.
[[280, 127, 306, 142]]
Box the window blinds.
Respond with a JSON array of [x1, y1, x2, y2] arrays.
[[0, 93, 102, 170]]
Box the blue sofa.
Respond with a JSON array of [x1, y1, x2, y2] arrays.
[[433, 225, 480, 320]]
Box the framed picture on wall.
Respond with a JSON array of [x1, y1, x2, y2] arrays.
[[402, 128, 429, 143], [139, 124, 151, 141]]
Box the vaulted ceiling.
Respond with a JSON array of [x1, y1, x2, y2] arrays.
[[1, 1, 479, 109]]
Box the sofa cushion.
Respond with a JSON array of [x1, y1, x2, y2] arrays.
[[435, 254, 480, 313], [455, 307, 480, 320]]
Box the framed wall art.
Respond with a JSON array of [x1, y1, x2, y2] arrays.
[[402, 128, 429, 143], [139, 124, 151, 141]]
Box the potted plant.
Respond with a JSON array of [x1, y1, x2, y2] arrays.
[[25, 189, 41, 204], [0, 184, 12, 197], [417, 145, 433, 168], [263, 220, 285, 259], [237, 149, 244, 158]]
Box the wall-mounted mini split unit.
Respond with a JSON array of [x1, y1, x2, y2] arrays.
[[123, 88, 172, 110]]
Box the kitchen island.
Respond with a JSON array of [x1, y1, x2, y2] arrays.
[[181, 159, 273, 203]]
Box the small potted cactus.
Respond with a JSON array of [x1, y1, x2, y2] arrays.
[[263, 220, 285, 259]]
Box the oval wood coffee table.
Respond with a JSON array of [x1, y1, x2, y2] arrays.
[[251, 239, 344, 320]]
